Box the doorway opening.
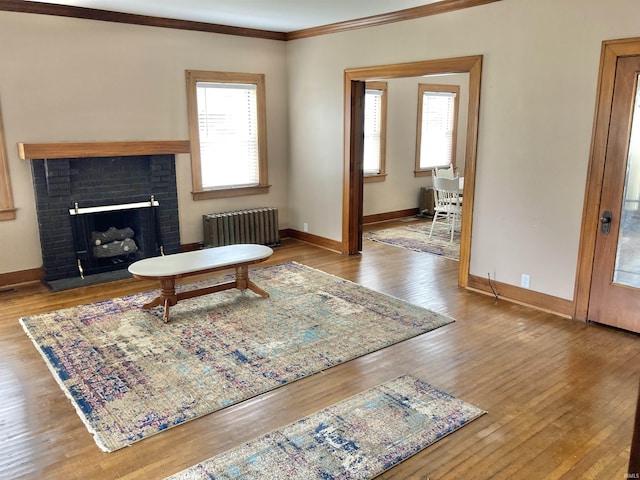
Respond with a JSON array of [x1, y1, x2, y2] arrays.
[[342, 55, 483, 287]]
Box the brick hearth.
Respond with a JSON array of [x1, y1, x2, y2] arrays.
[[30, 154, 180, 281]]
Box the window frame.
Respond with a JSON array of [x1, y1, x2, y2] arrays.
[[363, 81, 388, 183], [185, 70, 270, 200], [0, 100, 16, 221], [414, 83, 460, 177]]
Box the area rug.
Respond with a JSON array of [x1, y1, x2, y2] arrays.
[[166, 375, 485, 479], [19, 261, 454, 452], [364, 221, 460, 260]]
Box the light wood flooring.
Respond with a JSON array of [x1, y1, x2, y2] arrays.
[[1, 225, 639, 479]]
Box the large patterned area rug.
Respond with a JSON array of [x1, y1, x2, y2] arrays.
[[20, 262, 454, 452], [364, 221, 460, 260], [166, 375, 485, 479]]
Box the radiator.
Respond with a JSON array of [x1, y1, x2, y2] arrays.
[[203, 207, 280, 248], [419, 187, 435, 216]]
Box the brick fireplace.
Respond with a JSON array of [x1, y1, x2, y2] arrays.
[[25, 142, 186, 283]]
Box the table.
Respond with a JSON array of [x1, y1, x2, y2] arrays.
[[128, 244, 273, 322]]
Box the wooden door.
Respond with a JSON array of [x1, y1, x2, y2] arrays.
[[588, 55, 640, 332]]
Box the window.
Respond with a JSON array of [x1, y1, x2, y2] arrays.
[[0, 101, 15, 221], [186, 70, 269, 200], [415, 84, 459, 176], [363, 81, 388, 182]]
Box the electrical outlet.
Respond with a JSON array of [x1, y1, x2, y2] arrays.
[[521, 273, 530, 289], [303, 223, 309, 232]]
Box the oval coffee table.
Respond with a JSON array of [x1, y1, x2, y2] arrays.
[[128, 244, 273, 322]]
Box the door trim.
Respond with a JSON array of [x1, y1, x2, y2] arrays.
[[342, 55, 483, 287], [575, 37, 640, 321]]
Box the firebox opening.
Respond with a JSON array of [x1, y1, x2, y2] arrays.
[[70, 201, 161, 278]]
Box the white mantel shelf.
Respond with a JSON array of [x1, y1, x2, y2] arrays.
[[17, 140, 190, 160]]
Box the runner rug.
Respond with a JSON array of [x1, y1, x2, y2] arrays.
[[166, 375, 485, 479], [19, 261, 454, 452], [364, 221, 460, 260]]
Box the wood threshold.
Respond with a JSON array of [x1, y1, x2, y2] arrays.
[[18, 140, 190, 160]]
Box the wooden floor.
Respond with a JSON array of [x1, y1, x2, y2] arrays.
[[1, 225, 639, 479]]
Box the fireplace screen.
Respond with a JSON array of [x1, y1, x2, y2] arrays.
[[69, 198, 162, 278]]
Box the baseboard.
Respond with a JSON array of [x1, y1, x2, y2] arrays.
[[186, 229, 337, 253], [0, 242, 209, 288], [467, 274, 575, 319], [363, 208, 419, 225], [285, 210, 418, 251], [0, 267, 43, 287], [1, 230, 345, 288], [283, 229, 343, 253]]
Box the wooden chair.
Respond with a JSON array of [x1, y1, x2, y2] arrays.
[[433, 164, 463, 205], [430, 176, 462, 242], [434, 164, 456, 179]]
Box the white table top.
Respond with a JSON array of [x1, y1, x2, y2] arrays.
[[128, 244, 273, 277]]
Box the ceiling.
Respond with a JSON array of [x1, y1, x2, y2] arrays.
[[31, 0, 446, 33]]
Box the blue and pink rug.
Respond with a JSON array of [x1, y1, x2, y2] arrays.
[[19, 262, 454, 452], [166, 374, 485, 479]]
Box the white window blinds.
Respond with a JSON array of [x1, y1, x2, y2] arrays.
[[419, 90, 457, 170], [363, 88, 383, 174], [196, 81, 259, 189]]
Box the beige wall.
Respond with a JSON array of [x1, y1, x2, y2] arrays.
[[286, 0, 640, 300], [3, 0, 640, 302], [0, 11, 289, 275], [363, 74, 469, 217]]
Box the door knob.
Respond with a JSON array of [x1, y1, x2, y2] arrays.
[[600, 210, 612, 234]]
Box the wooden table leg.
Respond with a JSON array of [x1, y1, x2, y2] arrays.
[[138, 262, 269, 324], [235, 265, 269, 298], [236, 265, 249, 290], [142, 277, 178, 322]]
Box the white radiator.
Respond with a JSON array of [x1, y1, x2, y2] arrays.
[[203, 207, 280, 247]]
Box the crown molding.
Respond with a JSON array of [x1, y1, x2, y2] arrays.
[[286, 0, 501, 40], [0, 0, 287, 41], [1, 0, 501, 41]]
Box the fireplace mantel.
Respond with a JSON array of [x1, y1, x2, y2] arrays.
[[17, 140, 190, 160]]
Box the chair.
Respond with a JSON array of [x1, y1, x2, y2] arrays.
[[434, 165, 456, 179], [433, 165, 463, 205], [430, 176, 462, 242]]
